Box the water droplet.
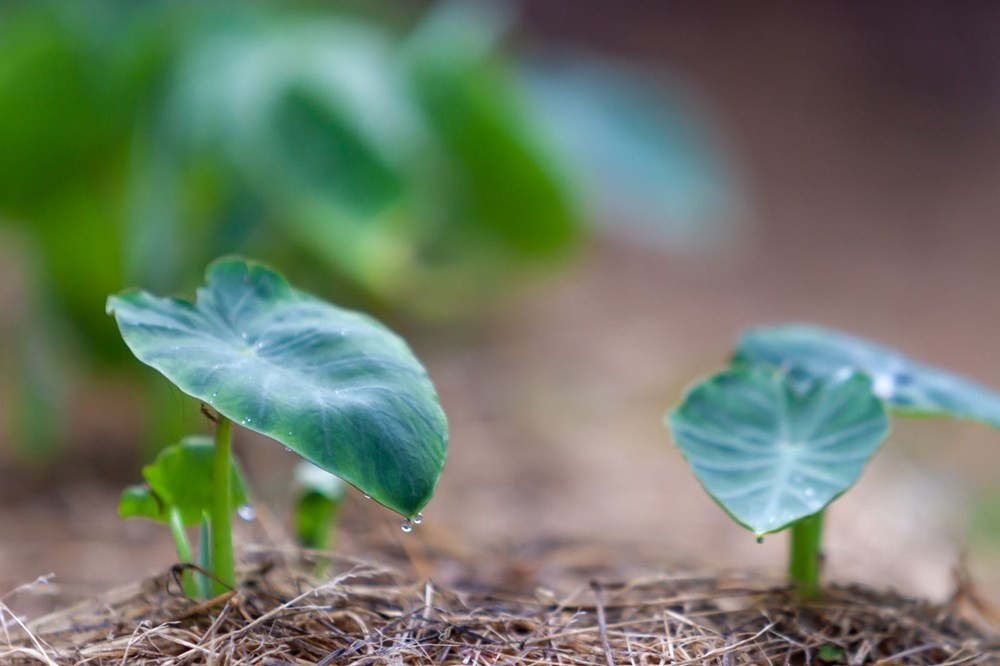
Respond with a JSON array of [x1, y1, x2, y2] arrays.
[[284, 447, 292, 453], [237, 504, 256, 521], [245, 417, 252, 424], [400, 520, 413, 533], [412, 513, 423, 525], [363, 494, 371, 500], [756, 536, 764, 544]]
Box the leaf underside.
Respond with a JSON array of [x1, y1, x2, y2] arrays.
[[108, 257, 448, 517], [667, 367, 889, 536], [735, 323, 1000, 430]]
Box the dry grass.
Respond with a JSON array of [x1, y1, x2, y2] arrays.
[[2, 540, 998, 666]]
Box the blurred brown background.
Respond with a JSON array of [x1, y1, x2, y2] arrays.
[[3, 2, 1000, 617]]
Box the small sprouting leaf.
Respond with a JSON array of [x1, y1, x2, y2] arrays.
[[107, 257, 448, 517], [293, 461, 348, 550], [119, 484, 163, 521], [817, 643, 846, 663], [294, 460, 349, 503], [667, 366, 889, 536], [119, 436, 248, 526], [735, 324, 1000, 429]]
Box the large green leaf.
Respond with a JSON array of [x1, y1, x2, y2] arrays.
[[667, 367, 890, 536], [735, 324, 1000, 429], [119, 435, 249, 526], [107, 257, 448, 517]]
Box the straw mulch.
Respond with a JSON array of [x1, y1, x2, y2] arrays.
[[3, 542, 998, 666]]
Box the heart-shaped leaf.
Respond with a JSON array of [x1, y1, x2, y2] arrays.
[[107, 257, 448, 517], [735, 324, 1000, 429], [667, 366, 890, 536], [119, 436, 249, 526]]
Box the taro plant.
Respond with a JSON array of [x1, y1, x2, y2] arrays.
[[108, 257, 448, 596], [667, 323, 1000, 599]]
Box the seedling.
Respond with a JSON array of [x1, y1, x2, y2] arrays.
[[120, 436, 250, 597], [667, 323, 1000, 598], [108, 257, 448, 596], [293, 460, 349, 552]]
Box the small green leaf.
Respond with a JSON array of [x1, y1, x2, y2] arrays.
[[107, 257, 448, 517], [295, 460, 349, 503], [119, 436, 248, 526], [119, 484, 164, 521], [735, 324, 1000, 429], [667, 367, 890, 536], [293, 461, 348, 550], [818, 643, 846, 663]]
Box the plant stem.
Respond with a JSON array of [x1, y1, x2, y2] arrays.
[[168, 507, 199, 598], [211, 415, 235, 594], [788, 511, 825, 599], [197, 517, 212, 599]]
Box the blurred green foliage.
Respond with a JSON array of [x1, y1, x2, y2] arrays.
[[968, 485, 1000, 552], [0, 0, 738, 461]]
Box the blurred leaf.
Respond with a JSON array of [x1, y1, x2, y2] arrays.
[[968, 485, 1000, 551], [735, 324, 1000, 429], [523, 56, 740, 250], [0, 1, 123, 206], [118, 483, 163, 520], [404, 2, 580, 262], [295, 459, 350, 503], [667, 367, 889, 536], [107, 257, 448, 517], [293, 461, 349, 549], [119, 435, 249, 525]]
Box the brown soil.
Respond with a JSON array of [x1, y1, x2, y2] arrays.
[[4, 542, 998, 665]]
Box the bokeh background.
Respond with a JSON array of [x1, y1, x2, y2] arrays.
[[2, 0, 999, 617]]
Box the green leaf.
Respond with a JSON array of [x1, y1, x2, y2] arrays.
[[294, 460, 349, 503], [667, 367, 889, 536], [404, 3, 580, 262], [107, 257, 448, 517], [119, 484, 163, 521], [735, 324, 1000, 429], [523, 57, 740, 251], [818, 643, 846, 663], [293, 461, 348, 550], [119, 436, 249, 526]]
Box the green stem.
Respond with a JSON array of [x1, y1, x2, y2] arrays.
[[196, 518, 213, 598], [788, 511, 825, 599], [168, 506, 199, 598], [210, 415, 235, 594]]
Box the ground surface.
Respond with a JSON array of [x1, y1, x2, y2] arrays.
[[5, 545, 999, 665], [3, 1, 1000, 633]]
